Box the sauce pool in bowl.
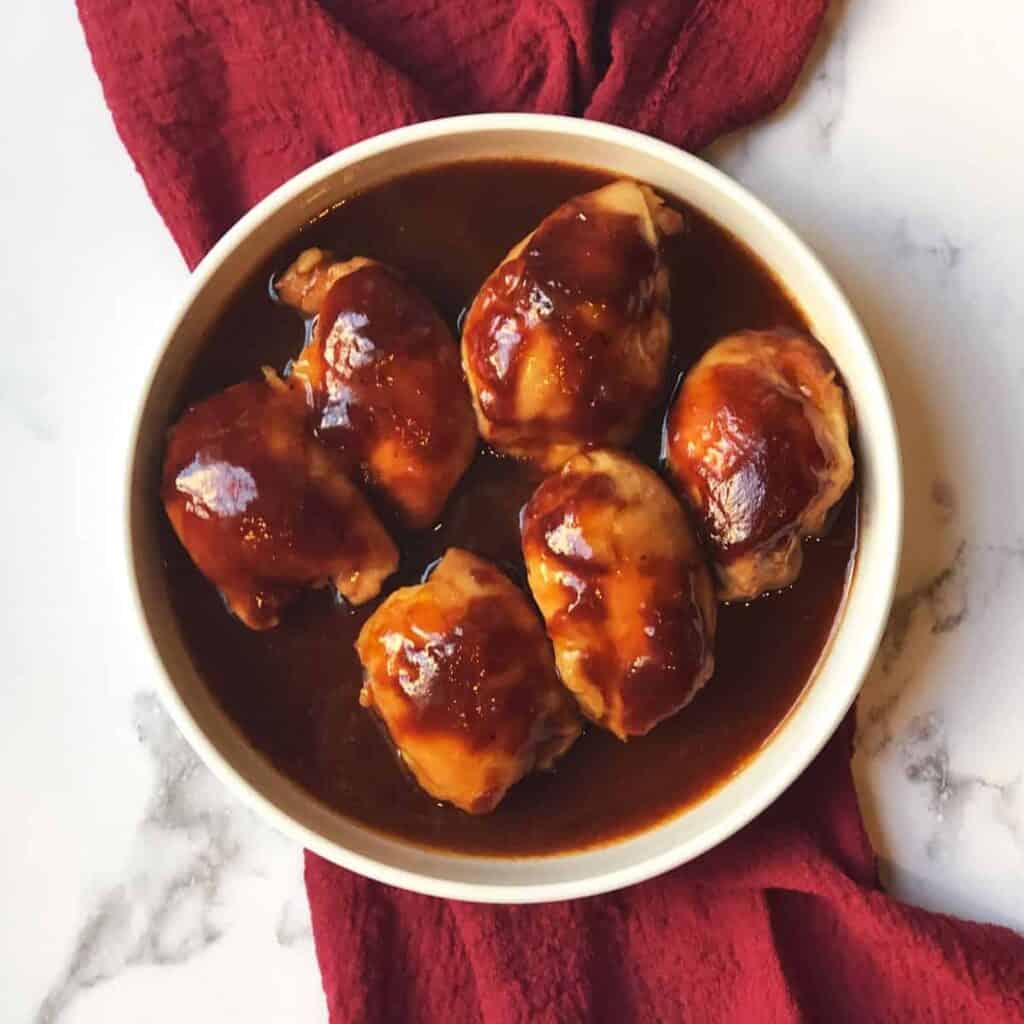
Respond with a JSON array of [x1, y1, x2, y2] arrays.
[[157, 159, 857, 856]]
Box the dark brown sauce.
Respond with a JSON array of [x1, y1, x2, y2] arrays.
[[158, 159, 857, 856], [462, 187, 659, 436], [161, 377, 377, 630], [619, 565, 710, 736], [360, 553, 570, 754], [380, 591, 546, 748], [666, 330, 842, 562], [520, 461, 713, 738], [692, 361, 825, 559], [286, 258, 479, 529], [305, 264, 468, 462]]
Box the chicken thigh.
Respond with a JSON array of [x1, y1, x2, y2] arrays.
[[276, 250, 478, 528], [461, 181, 682, 470], [521, 449, 716, 739], [665, 329, 854, 601], [162, 374, 398, 629], [357, 548, 581, 813]]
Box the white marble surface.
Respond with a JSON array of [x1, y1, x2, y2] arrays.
[[3, 2, 1022, 1020]]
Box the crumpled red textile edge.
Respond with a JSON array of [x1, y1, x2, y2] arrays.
[[305, 717, 1024, 1023], [76, 1, 1024, 1020], [78, 0, 827, 269]]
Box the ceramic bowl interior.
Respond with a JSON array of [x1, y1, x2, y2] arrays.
[[127, 114, 902, 903]]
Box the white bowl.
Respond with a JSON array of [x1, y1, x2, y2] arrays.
[[126, 114, 902, 903]]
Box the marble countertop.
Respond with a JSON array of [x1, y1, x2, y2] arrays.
[[4, 2, 1022, 1020]]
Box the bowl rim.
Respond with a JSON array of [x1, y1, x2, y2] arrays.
[[125, 112, 903, 903]]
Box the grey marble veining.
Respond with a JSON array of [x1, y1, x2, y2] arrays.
[[807, 0, 849, 149], [37, 697, 236, 1020], [35, 696, 314, 1023]]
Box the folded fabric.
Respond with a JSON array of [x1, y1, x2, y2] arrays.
[[78, 1, 1024, 1019], [80, 0, 827, 268], [306, 719, 1024, 1022]]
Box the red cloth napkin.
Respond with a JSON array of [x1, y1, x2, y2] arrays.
[[79, 1, 1024, 1020]]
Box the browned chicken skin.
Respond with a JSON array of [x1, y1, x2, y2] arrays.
[[461, 180, 682, 470], [276, 250, 478, 528], [665, 329, 854, 601], [522, 449, 716, 739], [162, 373, 398, 629], [357, 548, 582, 813]]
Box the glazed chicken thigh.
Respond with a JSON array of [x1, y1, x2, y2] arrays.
[[162, 374, 398, 629], [665, 329, 854, 601], [357, 548, 582, 813], [276, 250, 478, 528], [461, 180, 682, 470], [521, 450, 716, 739]]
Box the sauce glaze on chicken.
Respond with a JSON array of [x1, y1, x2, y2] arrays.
[[522, 450, 716, 739], [357, 549, 581, 814], [666, 329, 854, 601], [277, 251, 478, 528], [461, 180, 680, 470], [158, 159, 858, 855], [161, 374, 398, 629]]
